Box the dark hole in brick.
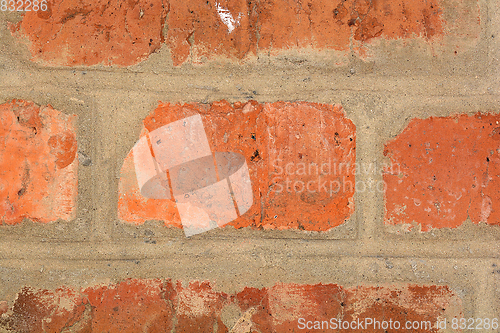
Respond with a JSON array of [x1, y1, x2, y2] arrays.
[[250, 150, 260, 161]]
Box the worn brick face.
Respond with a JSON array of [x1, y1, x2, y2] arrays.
[[384, 113, 500, 231], [235, 283, 461, 332], [0, 281, 462, 332], [166, 0, 257, 66], [0, 100, 77, 225], [118, 100, 355, 233], [0, 286, 84, 333], [9, 0, 472, 66], [175, 281, 229, 332], [9, 0, 168, 67], [84, 279, 175, 332]]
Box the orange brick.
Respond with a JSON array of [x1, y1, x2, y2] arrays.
[[9, 0, 168, 66], [84, 279, 175, 332], [342, 285, 462, 333], [235, 283, 461, 332], [175, 281, 229, 332], [0, 100, 77, 225], [166, 0, 257, 66], [0, 286, 84, 332], [10, 0, 472, 66], [384, 113, 500, 231], [118, 100, 355, 233], [0, 281, 462, 332]]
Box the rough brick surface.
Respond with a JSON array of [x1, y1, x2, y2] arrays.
[[175, 281, 229, 332], [0, 280, 462, 332], [9, 0, 478, 66], [0, 100, 77, 225], [237, 283, 461, 332], [166, 0, 257, 66], [0, 286, 84, 332], [118, 100, 355, 232], [84, 279, 174, 332], [384, 113, 500, 231], [9, 0, 168, 67]]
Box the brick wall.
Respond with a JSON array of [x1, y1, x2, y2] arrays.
[[0, 0, 499, 332]]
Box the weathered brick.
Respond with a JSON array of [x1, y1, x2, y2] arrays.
[[0, 100, 77, 225], [118, 100, 355, 233], [84, 279, 175, 332], [342, 285, 462, 333], [237, 283, 344, 332], [0, 281, 462, 332], [384, 113, 500, 231], [166, 0, 257, 66], [10, 0, 478, 66], [0, 280, 228, 332], [9, 0, 168, 67], [175, 281, 229, 332], [0, 301, 7, 316], [235, 283, 460, 332], [0, 286, 84, 333]]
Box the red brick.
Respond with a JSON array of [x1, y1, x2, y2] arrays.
[[9, 0, 168, 67], [175, 281, 229, 332], [0, 286, 84, 333], [234, 283, 461, 332], [236, 284, 462, 332], [11, 0, 478, 66], [166, 0, 257, 66], [1, 281, 462, 332], [0, 100, 77, 225], [384, 113, 500, 231], [235, 283, 343, 332], [0, 301, 7, 316], [0, 279, 228, 332], [118, 100, 355, 232], [342, 285, 462, 332], [84, 279, 175, 332]]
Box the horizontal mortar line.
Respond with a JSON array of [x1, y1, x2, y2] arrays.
[[0, 80, 493, 93], [2, 236, 499, 243], [0, 70, 487, 80], [24, 66, 493, 78], [0, 242, 499, 256], [36, 85, 492, 98], [1, 253, 499, 261]]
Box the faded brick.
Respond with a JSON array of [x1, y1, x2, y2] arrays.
[[0, 281, 462, 333], [10, 0, 168, 67], [84, 279, 175, 332], [384, 113, 500, 231], [236, 283, 461, 332], [175, 281, 229, 332], [118, 100, 355, 233], [0, 100, 77, 225], [10, 0, 479, 66], [343, 285, 462, 332], [0, 286, 84, 333], [166, 0, 257, 66]]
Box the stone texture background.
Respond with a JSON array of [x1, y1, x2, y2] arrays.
[[0, 0, 499, 331]]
